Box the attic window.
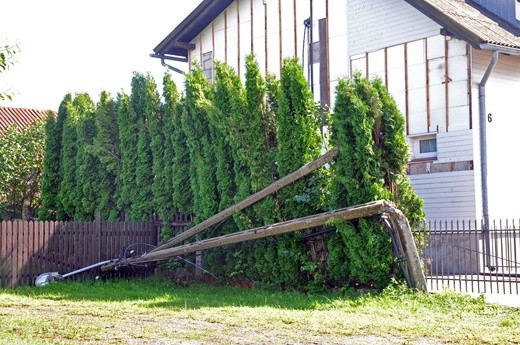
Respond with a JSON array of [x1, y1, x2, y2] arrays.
[[202, 51, 213, 81]]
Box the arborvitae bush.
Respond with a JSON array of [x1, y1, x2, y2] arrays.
[[116, 92, 138, 219], [74, 94, 100, 221], [275, 57, 325, 289], [93, 91, 119, 220], [183, 67, 218, 223], [39, 95, 70, 220], [171, 99, 192, 215], [329, 73, 424, 289], [58, 93, 94, 220], [159, 73, 180, 241], [43, 63, 424, 292]]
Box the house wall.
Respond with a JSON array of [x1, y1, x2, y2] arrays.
[[471, 49, 520, 219], [348, 0, 477, 221], [188, 0, 349, 107], [347, 0, 440, 56], [184, 0, 520, 222]]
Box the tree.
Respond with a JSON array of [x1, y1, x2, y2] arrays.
[[39, 95, 70, 220], [276, 57, 323, 220], [57, 94, 92, 220], [0, 39, 19, 101], [182, 67, 218, 223], [115, 92, 137, 219], [92, 91, 120, 220], [158, 73, 180, 239], [329, 73, 424, 289], [0, 120, 46, 220], [132, 73, 158, 220]]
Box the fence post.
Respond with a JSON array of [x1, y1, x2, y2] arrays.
[[95, 212, 102, 263]]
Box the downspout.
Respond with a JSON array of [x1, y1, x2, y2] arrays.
[[478, 49, 499, 270]]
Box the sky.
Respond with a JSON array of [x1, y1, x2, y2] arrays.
[[0, 0, 202, 111]]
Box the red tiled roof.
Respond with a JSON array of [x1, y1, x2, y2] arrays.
[[0, 106, 54, 132]]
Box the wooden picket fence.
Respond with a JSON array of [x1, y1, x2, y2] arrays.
[[0, 219, 160, 288]]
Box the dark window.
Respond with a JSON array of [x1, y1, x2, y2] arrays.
[[419, 138, 437, 154]]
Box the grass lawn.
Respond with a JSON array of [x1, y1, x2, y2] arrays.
[[0, 277, 518, 344]]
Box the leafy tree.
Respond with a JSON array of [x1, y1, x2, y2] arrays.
[[39, 95, 70, 220], [0, 39, 19, 101], [0, 120, 46, 220]]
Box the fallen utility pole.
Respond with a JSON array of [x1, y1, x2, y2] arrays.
[[101, 200, 427, 292], [148, 149, 338, 253]]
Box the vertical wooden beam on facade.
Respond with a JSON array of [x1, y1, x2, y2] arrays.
[[365, 52, 369, 77], [237, 0, 241, 76], [384, 48, 388, 88], [309, 0, 314, 90], [404, 43, 410, 135], [250, 0, 254, 52], [264, 0, 268, 75], [444, 36, 450, 132], [224, 10, 228, 64], [325, 0, 330, 105], [212, 22, 215, 58], [278, 0, 283, 75], [319, 18, 330, 107], [425, 38, 431, 132], [293, 0, 298, 57], [467, 43, 473, 129], [199, 35, 203, 64]]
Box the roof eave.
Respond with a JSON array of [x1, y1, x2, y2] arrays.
[[153, 0, 233, 58]]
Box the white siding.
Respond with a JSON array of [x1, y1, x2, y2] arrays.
[[472, 49, 520, 219], [348, 0, 440, 56], [436, 130, 473, 163], [226, 3, 239, 72], [410, 171, 477, 221]]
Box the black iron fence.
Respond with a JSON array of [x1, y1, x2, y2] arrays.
[[413, 219, 520, 295]]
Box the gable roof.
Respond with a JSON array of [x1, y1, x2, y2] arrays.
[[153, 0, 234, 59], [0, 106, 53, 132], [155, 0, 520, 60], [405, 0, 520, 53]]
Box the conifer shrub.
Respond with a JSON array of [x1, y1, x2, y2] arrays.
[[329, 73, 424, 289]]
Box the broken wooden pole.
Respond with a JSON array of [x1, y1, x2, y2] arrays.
[[113, 200, 387, 266], [384, 208, 427, 292], [101, 199, 427, 292], [149, 148, 338, 253]]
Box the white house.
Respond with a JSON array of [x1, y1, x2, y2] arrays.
[[151, 0, 520, 222]]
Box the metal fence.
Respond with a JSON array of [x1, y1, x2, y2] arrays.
[[413, 219, 520, 295]]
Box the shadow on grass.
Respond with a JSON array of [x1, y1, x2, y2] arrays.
[[3, 276, 370, 311]]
